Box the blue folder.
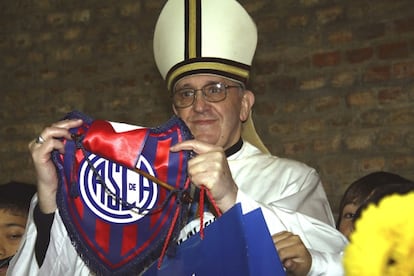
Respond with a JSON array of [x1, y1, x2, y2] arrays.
[[144, 203, 286, 275]]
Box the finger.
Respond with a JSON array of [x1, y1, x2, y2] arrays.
[[274, 234, 303, 258], [272, 231, 293, 244], [170, 139, 220, 154], [33, 119, 83, 145], [277, 237, 302, 252], [188, 170, 219, 190], [188, 151, 221, 167], [30, 139, 67, 162], [278, 243, 302, 259], [51, 118, 83, 128], [46, 119, 83, 139], [29, 119, 82, 153]]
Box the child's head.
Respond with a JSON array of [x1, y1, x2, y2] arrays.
[[353, 180, 414, 222], [336, 171, 412, 239], [0, 181, 36, 276]]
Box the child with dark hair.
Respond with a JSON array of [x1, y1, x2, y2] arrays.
[[336, 171, 413, 239], [352, 180, 414, 223], [0, 181, 36, 276], [273, 171, 414, 275]]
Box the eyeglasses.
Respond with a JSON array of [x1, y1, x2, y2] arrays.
[[172, 82, 243, 108]]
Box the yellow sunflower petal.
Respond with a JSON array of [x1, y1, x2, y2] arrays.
[[343, 192, 414, 276]]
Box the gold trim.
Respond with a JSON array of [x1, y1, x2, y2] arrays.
[[167, 62, 249, 90], [188, 0, 197, 58]]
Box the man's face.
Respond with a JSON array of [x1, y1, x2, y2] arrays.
[[0, 209, 27, 276], [338, 203, 359, 240], [172, 74, 254, 150]]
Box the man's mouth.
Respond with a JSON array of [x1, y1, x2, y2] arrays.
[[191, 118, 216, 125]]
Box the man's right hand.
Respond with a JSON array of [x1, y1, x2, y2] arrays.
[[29, 119, 83, 214], [273, 231, 312, 276]]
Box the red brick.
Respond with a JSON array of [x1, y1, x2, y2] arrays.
[[313, 95, 341, 112], [345, 47, 374, 64], [345, 134, 372, 150], [269, 122, 295, 135], [377, 42, 409, 59], [282, 100, 309, 113], [299, 76, 327, 90], [40, 69, 58, 80], [312, 51, 341, 67], [75, 45, 92, 57], [255, 59, 280, 75], [72, 10, 91, 23], [346, 90, 376, 107], [328, 30, 353, 44], [393, 61, 414, 79], [331, 72, 355, 87], [359, 110, 386, 126], [287, 14, 309, 28], [378, 87, 405, 104], [35, 32, 54, 43], [406, 132, 414, 148], [27, 52, 44, 63], [377, 131, 402, 148], [363, 65, 391, 82], [390, 156, 414, 170], [359, 157, 386, 172], [255, 102, 278, 116], [14, 70, 32, 81], [46, 12, 68, 26], [13, 33, 32, 48], [328, 115, 353, 128], [95, 6, 116, 18], [81, 65, 98, 75], [54, 48, 72, 61], [269, 76, 297, 90], [299, 119, 324, 133], [283, 141, 308, 155], [305, 33, 322, 46], [120, 2, 141, 17], [316, 6, 343, 25], [300, 0, 324, 7], [286, 56, 311, 71], [354, 23, 385, 40], [256, 15, 279, 33], [3, 55, 19, 67], [313, 135, 341, 153], [394, 16, 414, 33], [386, 109, 414, 125], [64, 28, 81, 40]]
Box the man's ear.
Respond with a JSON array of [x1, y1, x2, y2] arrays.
[[240, 90, 255, 122]]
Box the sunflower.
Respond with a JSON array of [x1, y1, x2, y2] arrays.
[[343, 192, 414, 276]]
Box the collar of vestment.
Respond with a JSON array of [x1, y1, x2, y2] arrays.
[[225, 138, 243, 157]]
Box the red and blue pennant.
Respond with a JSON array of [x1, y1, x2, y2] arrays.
[[52, 111, 193, 275]]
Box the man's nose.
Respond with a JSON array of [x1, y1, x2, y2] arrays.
[[192, 90, 209, 110]]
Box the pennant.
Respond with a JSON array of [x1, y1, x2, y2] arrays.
[[52, 111, 193, 275]]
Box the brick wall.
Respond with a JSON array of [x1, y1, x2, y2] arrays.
[[1, 0, 413, 218]]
